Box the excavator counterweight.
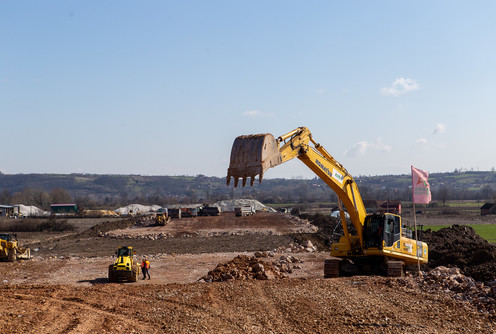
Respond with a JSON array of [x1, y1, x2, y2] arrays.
[[226, 133, 282, 187]]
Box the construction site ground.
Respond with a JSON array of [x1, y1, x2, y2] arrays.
[[1, 212, 496, 333]]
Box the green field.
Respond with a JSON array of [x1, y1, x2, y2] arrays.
[[424, 224, 496, 244]]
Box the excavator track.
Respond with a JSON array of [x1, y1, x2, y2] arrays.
[[386, 261, 404, 277], [324, 259, 341, 278]]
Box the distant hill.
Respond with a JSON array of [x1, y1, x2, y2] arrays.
[[0, 170, 495, 207]]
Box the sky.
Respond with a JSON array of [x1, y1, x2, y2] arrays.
[[1, 1, 495, 180]]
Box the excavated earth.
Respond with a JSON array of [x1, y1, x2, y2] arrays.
[[1, 212, 496, 333], [423, 224, 496, 282]]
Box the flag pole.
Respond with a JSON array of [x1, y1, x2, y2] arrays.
[[414, 203, 421, 273], [412, 165, 421, 274]]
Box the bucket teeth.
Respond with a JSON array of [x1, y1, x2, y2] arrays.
[[226, 133, 282, 187]]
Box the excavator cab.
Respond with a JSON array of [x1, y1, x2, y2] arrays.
[[363, 214, 401, 249]]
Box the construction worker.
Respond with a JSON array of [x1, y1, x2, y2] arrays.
[[141, 257, 150, 280]]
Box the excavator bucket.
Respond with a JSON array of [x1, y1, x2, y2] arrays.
[[227, 133, 282, 187]]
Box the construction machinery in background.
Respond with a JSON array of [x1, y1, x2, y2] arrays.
[[181, 207, 199, 217], [0, 233, 31, 262], [227, 126, 428, 277], [108, 246, 140, 282], [198, 205, 222, 216], [155, 212, 171, 226], [235, 206, 256, 216]]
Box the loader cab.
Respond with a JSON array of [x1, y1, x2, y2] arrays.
[[363, 214, 401, 249], [116, 247, 134, 258], [0, 233, 15, 242]]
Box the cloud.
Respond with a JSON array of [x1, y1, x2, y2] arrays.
[[242, 110, 262, 117], [242, 109, 274, 118], [432, 123, 446, 135], [380, 77, 420, 97], [345, 141, 369, 156], [416, 138, 428, 145], [344, 138, 391, 157]]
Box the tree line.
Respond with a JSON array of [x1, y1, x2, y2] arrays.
[[1, 171, 496, 210]]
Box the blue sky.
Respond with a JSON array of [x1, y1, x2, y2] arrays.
[[1, 1, 495, 179]]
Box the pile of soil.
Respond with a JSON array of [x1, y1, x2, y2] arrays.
[[201, 255, 286, 281], [423, 225, 496, 282], [296, 213, 340, 250], [416, 266, 496, 314], [76, 218, 137, 238]]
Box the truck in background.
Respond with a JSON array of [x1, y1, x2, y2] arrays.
[[199, 205, 221, 216], [234, 206, 255, 216]]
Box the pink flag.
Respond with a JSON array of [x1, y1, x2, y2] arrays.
[[412, 166, 431, 204]]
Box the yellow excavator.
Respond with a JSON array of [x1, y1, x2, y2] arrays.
[[227, 126, 428, 277]]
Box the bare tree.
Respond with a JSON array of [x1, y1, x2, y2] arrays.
[[32, 190, 51, 210], [50, 187, 73, 204], [435, 185, 451, 206], [0, 189, 12, 204]]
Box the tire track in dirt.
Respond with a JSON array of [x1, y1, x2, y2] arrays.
[[1, 286, 155, 334]]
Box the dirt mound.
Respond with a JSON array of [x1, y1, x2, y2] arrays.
[[114, 204, 161, 215], [214, 199, 276, 212], [297, 213, 340, 250], [423, 225, 496, 282], [417, 266, 496, 314], [201, 255, 286, 281], [74, 218, 137, 238]]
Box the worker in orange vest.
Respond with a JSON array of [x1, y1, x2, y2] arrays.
[[141, 257, 150, 280]]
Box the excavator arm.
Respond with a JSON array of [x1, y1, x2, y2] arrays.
[[227, 126, 367, 248]]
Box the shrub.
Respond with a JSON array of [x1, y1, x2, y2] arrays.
[[0, 218, 75, 232], [440, 208, 460, 215]]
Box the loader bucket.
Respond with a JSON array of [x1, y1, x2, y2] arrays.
[[16, 247, 31, 260], [227, 133, 282, 187]]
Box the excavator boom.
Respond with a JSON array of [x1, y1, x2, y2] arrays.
[[227, 127, 367, 248]]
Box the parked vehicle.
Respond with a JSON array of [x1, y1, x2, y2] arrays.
[[235, 206, 255, 216]]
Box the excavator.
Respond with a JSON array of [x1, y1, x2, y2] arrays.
[[227, 126, 428, 277]]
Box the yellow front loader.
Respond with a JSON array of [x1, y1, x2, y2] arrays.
[[0, 233, 31, 262], [227, 126, 428, 277], [155, 213, 171, 226], [108, 246, 140, 282]]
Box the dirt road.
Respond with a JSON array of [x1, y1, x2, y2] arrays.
[[1, 277, 494, 333]]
